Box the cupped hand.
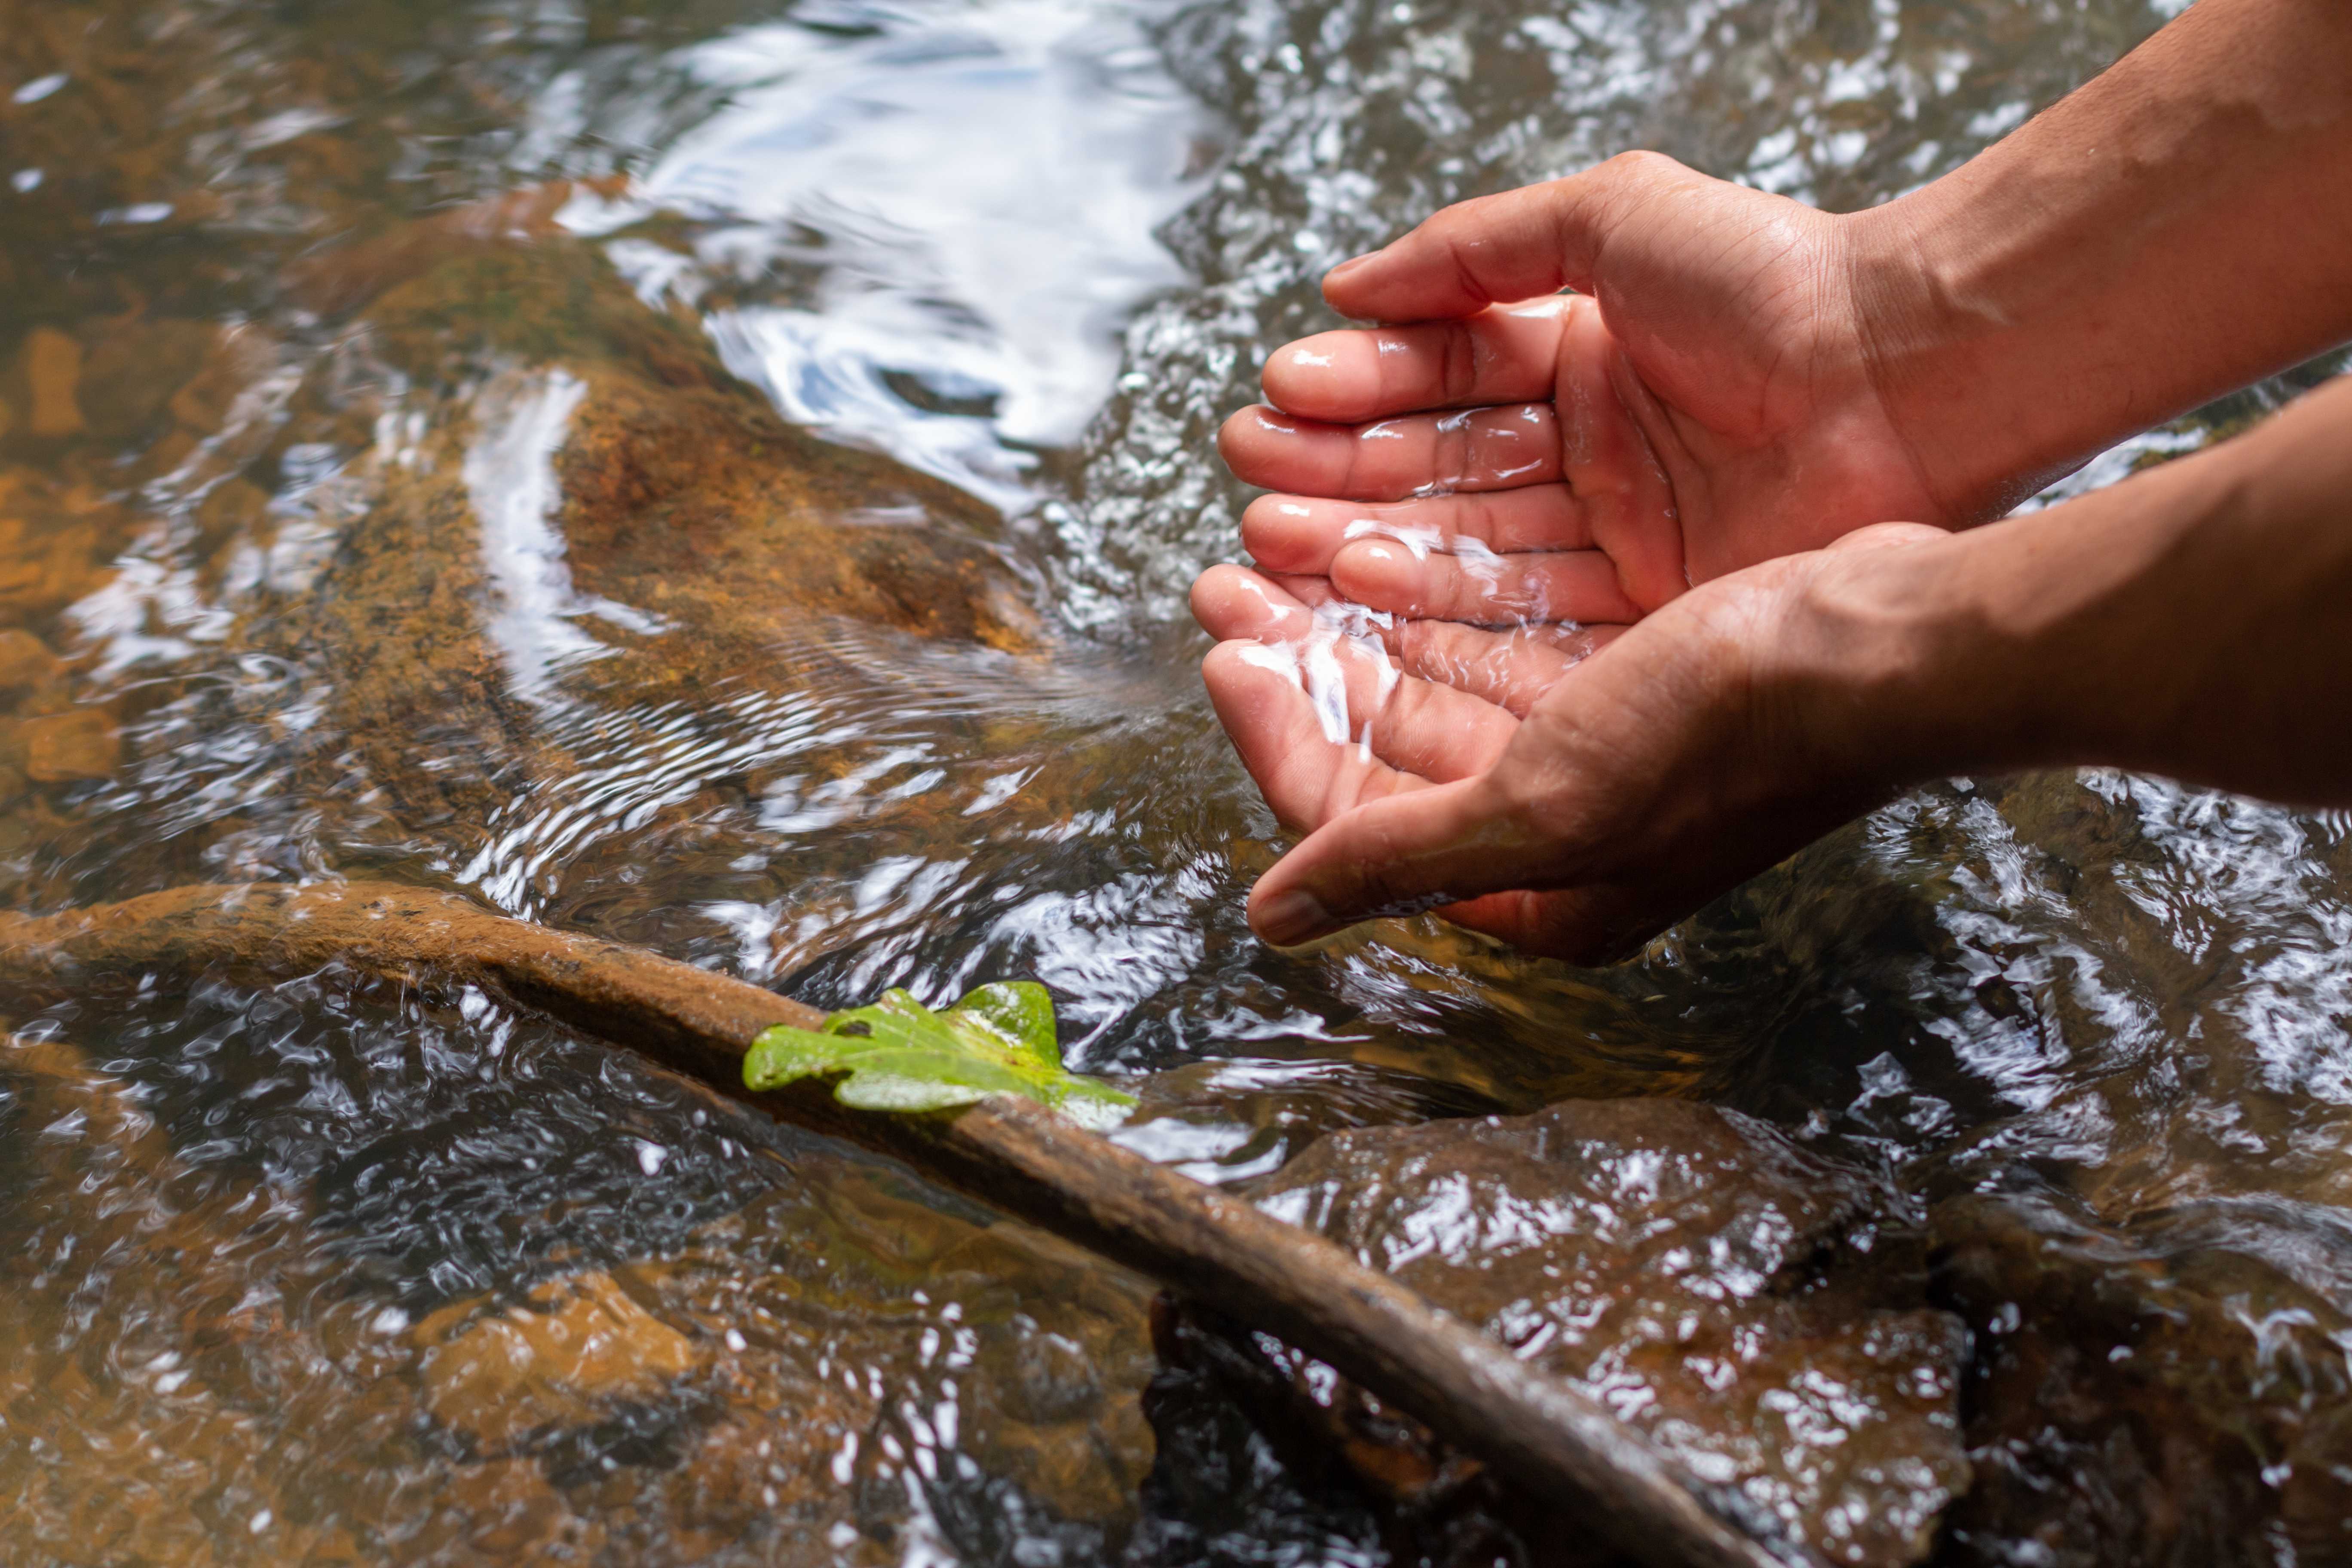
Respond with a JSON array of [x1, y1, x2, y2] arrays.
[[1220, 153, 1961, 625], [1193, 524, 1949, 963]]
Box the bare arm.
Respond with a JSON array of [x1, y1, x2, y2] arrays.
[[1854, 0, 2352, 515], [1201, 0, 2352, 957], [1241, 377, 2352, 957]]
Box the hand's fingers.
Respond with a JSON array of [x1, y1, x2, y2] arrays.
[[1248, 775, 1562, 944], [1240, 573, 1617, 719], [1280, 582, 1605, 720], [1246, 770, 1700, 962], [1190, 566, 1519, 783], [1416, 885, 1666, 965], [1201, 640, 1428, 831], [1240, 487, 1594, 573], [1390, 619, 1624, 718], [1261, 298, 1572, 423], [1330, 536, 1638, 627], [1321, 155, 1694, 322], [1242, 485, 1639, 626], [1246, 299, 1684, 610], [1218, 402, 1561, 502]]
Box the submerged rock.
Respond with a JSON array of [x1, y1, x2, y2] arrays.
[[15, 707, 119, 783], [1932, 1193, 2352, 1566], [0, 1013, 1156, 1565], [415, 1271, 706, 1452], [1222, 1099, 1972, 1567], [248, 218, 1037, 830], [3, 193, 1054, 896]]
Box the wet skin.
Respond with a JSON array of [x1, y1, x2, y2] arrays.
[[1196, 0, 2352, 960]]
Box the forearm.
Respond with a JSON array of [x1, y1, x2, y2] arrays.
[[1846, 0, 2352, 518], [1819, 376, 2352, 803]]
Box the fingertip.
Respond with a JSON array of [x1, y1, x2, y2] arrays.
[[1321, 224, 1480, 323], [1240, 494, 1335, 573], [1320, 247, 1386, 303], [1192, 564, 1308, 642], [1320, 271, 1399, 324], [1320, 238, 1423, 321], [1187, 564, 1223, 631], [1197, 635, 1251, 690], [1213, 407, 1250, 468], [1200, 637, 1283, 720], [1328, 537, 1423, 612], [1250, 882, 1339, 948], [1188, 561, 1246, 625], [1218, 402, 1319, 487], [1260, 332, 1363, 420], [1200, 639, 1325, 810], [1217, 402, 1295, 456]]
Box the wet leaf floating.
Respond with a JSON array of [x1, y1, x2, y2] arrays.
[[742, 982, 1136, 1129]]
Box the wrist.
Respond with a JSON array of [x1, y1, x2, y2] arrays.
[[1834, 196, 2095, 525], [1766, 528, 1993, 795], [1778, 378, 2352, 804]]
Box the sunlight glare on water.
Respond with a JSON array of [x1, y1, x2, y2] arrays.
[[561, 0, 1208, 505]]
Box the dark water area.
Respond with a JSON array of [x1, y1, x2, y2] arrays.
[[4, 0, 2352, 1561]]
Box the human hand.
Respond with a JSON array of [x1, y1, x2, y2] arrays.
[[1220, 153, 1966, 625], [1192, 524, 1950, 962]]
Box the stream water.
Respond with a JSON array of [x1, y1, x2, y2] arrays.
[[4, 0, 2351, 1562]]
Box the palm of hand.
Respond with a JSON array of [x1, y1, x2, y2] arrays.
[[1194, 159, 1942, 955]]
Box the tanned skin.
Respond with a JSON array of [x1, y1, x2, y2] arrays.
[[1191, 0, 2352, 958]]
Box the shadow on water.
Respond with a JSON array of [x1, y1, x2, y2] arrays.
[[4, 0, 2352, 1561]]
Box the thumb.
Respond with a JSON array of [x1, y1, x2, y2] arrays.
[[1248, 776, 1559, 946], [1822, 521, 1950, 553], [1321, 153, 1683, 322]]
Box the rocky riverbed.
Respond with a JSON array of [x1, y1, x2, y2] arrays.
[[6, 0, 2352, 1562]]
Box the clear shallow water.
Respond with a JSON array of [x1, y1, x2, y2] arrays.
[[3, 0, 2352, 1561]]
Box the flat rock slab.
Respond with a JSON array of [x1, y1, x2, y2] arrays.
[[1248, 1098, 1972, 1567]]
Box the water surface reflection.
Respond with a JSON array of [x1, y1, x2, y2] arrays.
[[4, 0, 2351, 1560]]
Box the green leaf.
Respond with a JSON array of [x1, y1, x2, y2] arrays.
[[743, 982, 1135, 1130]]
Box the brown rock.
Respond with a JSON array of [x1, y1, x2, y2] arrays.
[[78, 316, 219, 443], [1932, 1194, 2352, 1566], [167, 326, 274, 435], [415, 1271, 704, 1451], [0, 476, 122, 621], [1246, 1099, 1972, 1567], [22, 327, 85, 437], [286, 178, 624, 318], [437, 1457, 580, 1557], [19, 707, 119, 781], [629, 1171, 1158, 1533], [238, 230, 1038, 840], [0, 628, 59, 689]]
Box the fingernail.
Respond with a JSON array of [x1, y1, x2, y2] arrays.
[[1254, 887, 1332, 946], [1326, 247, 1385, 282]]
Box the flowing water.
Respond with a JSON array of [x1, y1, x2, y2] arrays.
[[4, 0, 2351, 1561]]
